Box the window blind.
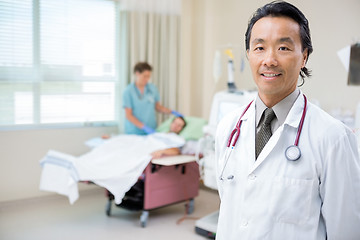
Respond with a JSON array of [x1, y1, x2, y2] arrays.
[[0, 0, 34, 125], [0, 0, 117, 127]]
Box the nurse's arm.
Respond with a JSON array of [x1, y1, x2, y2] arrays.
[[125, 107, 146, 128], [155, 102, 172, 114]]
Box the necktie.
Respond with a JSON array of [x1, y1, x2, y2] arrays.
[[255, 108, 276, 159]]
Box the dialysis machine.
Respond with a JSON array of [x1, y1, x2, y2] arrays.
[[195, 90, 257, 239]]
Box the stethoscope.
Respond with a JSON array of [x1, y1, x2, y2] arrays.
[[220, 94, 307, 181]]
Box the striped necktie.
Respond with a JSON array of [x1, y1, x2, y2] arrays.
[[255, 108, 276, 159]]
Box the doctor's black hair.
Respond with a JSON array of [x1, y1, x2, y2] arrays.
[[134, 62, 152, 74], [245, 1, 313, 84]]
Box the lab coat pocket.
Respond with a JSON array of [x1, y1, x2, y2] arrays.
[[269, 176, 314, 225]]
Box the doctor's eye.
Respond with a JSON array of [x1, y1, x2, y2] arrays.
[[279, 46, 290, 51], [254, 46, 264, 51]]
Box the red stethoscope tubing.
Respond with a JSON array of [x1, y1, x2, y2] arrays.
[[294, 94, 307, 146], [227, 94, 307, 148], [227, 100, 253, 147]]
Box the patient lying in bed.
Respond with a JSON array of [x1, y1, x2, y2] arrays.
[[151, 116, 186, 159], [39, 117, 187, 204]]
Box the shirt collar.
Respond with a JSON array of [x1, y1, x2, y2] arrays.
[[132, 82, 150, 98], [255, 88, 300, 128], [255, 97, 268, 128]]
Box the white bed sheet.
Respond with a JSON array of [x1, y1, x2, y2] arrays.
[[40, 133, 185, 204]]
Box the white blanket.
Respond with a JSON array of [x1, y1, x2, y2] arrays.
[[40, 133, 185, 204]]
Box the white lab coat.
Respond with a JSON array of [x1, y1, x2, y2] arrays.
[[215, 93, 360, 240]]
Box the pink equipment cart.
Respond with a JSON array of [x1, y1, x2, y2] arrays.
[[105, 155, 200, 227]]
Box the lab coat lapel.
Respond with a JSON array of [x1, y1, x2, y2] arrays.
[[237, 104, 256, 172], [248, 93, 305, 173], [250, 125, 283, 172]]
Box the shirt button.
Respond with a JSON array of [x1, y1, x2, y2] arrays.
[[248, 173, 256, 180], [241, 220, 248, 227]]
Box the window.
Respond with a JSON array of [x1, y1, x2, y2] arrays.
[[0, 0, 118, 127]]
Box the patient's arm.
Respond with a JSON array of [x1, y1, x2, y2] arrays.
[[151, 148, 181, 159]]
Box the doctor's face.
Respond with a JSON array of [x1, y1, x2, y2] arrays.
[[247, 16, 308, 107]]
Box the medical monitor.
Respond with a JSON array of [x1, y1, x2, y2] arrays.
[[207, 90, 257, 131], [217, 101, 242, 124]]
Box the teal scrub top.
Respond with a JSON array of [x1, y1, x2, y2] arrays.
[[123, 82, 160, 135]]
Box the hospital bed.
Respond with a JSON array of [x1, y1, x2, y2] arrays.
[[40, 117, 207, 228], [105, 155, 199, 227]]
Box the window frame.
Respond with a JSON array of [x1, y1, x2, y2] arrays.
[[0, 0, 121, 131]]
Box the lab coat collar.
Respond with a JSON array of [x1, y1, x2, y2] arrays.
[[283, 90, 306, 129], [240, 98, 256, 121]]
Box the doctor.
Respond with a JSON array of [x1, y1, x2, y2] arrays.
[[215, 1, 360, 240]]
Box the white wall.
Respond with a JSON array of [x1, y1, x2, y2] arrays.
[[0, 126, 117, 202], [180, 0, 360, 120]]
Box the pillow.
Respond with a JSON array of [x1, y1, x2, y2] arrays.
[[156, 116, 207, 140]]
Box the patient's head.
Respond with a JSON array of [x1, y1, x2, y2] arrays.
[[170, 117, 187, 134]]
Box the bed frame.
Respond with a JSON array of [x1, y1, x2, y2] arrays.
[[105, 155, 200, 227]]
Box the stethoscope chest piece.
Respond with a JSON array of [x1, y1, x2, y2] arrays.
[[285, 145, 301, 161]]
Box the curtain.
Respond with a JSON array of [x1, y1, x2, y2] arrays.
[[118, 0, 181, 130]]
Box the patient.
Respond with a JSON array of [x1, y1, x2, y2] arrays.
[[40, 116, 188, 204], [102, 116, 186, 138], [151, 116, 187, 159]]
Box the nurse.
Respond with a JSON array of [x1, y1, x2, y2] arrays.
[[123, 62, 182, 135], [215, 1, 360, 239]]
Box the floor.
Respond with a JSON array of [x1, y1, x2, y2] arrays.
[[0, 187, 220, 240]]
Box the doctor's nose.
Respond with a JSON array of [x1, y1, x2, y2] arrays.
[[262, 50, 278, 67]]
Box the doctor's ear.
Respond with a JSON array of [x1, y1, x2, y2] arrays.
[[301, 49, 309, 68]]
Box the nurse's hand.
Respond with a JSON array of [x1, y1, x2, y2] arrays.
[[141, 125, 155, 134], [171, 110, 184, 118]]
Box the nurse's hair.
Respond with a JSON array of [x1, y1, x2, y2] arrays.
[[134, 62, 152, 74], [245, 1, 313, 85]]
